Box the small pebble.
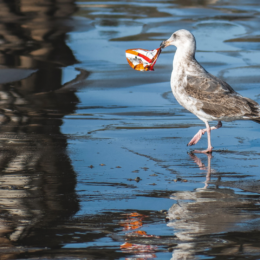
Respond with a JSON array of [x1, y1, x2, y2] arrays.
[[116, 166, 121, 168], [150, 174, 158, 176], [182, 179, 188, 182], [141, 167, 149, 171], [132, 170, 139, 173], [149, 183, 156, 185], [88, 165, 94, 169], [100, 164, 105, 166], [135, 177, 141, 182]]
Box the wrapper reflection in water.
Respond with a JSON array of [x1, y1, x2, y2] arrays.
[[120, 212, 158, 260]]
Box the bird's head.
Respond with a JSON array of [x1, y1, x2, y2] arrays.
[[160, 29, 196, 57]]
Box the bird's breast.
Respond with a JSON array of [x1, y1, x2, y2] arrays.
[[171, 70, 192, 108], [170, 70, 205, 119]]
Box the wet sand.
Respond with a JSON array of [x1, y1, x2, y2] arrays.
[[0, 0, 260, 259]]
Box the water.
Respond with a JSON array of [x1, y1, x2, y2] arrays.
[[0, 0, 260, 259]]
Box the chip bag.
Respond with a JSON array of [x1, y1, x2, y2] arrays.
[[125, 48, 161, 71]]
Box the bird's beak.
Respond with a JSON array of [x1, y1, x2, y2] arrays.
[[160, 39, 171, 49]]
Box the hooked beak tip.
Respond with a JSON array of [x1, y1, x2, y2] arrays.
[[160, 41, 166, 49]]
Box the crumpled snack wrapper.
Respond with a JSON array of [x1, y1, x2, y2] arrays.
[[125, 48, 161, 71]]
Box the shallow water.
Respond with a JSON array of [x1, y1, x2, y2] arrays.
[[0, 0, 260, 259]]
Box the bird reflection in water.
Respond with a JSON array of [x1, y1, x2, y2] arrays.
[[167, 153, 260, 260], [188, 152, 212, 189]]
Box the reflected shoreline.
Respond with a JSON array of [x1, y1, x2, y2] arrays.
[[0, 0, 85, 258]]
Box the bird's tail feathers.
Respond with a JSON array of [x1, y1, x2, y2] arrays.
[[252, 118, 260, 124]]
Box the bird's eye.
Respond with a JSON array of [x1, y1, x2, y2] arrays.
[[173, 34, 176, 39]]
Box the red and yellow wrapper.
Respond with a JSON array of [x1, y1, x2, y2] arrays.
[[125, 48, 161, 71]]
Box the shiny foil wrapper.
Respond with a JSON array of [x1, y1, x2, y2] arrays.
[[125, 48, 161, 71]]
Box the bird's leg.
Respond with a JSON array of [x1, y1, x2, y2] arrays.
[[187, 128, 207, 146], [193, 121, 222, 153], [205, 121, 213, 152], [187, 121, 222, 147], [211, 121, 222, 131]]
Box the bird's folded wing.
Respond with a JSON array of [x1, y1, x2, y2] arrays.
[[187, 74, 234, 94], [185, 74, 259, 118]]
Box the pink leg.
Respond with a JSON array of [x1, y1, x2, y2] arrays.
[[190, 121, 222, 154], [193, 122, 212, 153], [187, 121, 222, 147]]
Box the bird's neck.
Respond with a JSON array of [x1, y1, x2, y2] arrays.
[[174, 46, 195, 67]]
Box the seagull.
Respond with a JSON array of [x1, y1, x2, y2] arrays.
[[160, 29, 260, 153]]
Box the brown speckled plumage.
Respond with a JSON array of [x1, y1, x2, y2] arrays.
[[185, 74, 260, 120]]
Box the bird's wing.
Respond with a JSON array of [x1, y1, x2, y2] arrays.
[[185, 73, 260, 119], [187, 73, 234, 94]]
